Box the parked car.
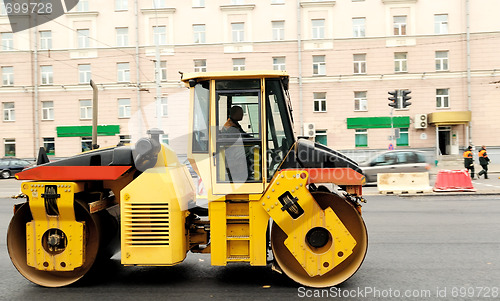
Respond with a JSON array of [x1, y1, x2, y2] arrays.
[[358, 150, 431, 184], [0, 158, 32, 179]]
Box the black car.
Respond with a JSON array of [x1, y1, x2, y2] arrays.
[[0, 158, 32, 179]]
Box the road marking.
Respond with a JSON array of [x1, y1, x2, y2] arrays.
[[474, 182, 500, 189]]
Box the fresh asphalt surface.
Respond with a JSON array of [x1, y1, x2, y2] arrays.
[[0, 179, 499, 300]]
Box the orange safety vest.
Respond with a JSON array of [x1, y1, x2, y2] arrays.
[[479, 150, 487, 158], [463, 150, 472, 158]]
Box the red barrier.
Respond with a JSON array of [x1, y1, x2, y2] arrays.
[[433, 169, 475, 192]]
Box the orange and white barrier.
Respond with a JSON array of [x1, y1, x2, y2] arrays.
[[433, 169, 475, 192]]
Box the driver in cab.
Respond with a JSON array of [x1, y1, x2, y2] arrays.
[[221, 106, 250, 182]]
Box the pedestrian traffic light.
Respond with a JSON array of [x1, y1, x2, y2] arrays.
[[401, 90, 412, 108], [388, 90, 398, 108]]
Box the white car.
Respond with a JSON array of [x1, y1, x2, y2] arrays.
[[358, 150, 431, 184]]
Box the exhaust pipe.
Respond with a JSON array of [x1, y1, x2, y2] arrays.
[[90, 80, 99, 150]]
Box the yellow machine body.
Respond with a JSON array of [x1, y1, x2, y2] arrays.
[[8, 71, 367, 288], [259, 170, 356, 276], [208, 195, 269, 265], [182, 71, 367, 287], [22, 182, 85, 272], [120, 144, 195, 266]]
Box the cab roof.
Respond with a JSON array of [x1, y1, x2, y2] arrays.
[[181, 70, 288, 83]]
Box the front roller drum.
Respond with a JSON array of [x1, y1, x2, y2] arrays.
[[271, 191, 368, 288], [7, 200, 118, 287]]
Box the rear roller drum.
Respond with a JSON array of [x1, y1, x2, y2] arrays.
[[7, 199, 118, 287], [271, 191, 368, 288]]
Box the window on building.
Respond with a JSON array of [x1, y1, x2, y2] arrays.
[[80, 99, 92, 119], [352, 18, 366, 38], [119, 135, 131, 144], [394, 52, 407, 72], [43, 137, 55, 155], [1, 32, 13, 50], [232, 58, 245, 71], [161, 97, 168, 116], [116, 27, 129, 46], [231, 22, 244, 42], [153, 26, 167, 45], [115, 0, 127, 10], [313, 92, 326, 112], [353, 54, 366, 74], [273, 57, 286, 71], [0, 1, 6, 15], [42, 101, 54, 120], [311, 19, 325, 39], [4, 138, 15, 156], [272, 21, 285, 41], [355, 129, 367, 147], [193, 0, 205, 7], [76, 0, 89, 11], [434, 14, 448, 34], [117, 62, 130, 82], [194, 59, 207, 72], [40, 65, 53, 85], [393, 16, 407, 36], [315, 130, 327, 146], [3, 102, 14, 121], [77, 29, 90, 48], [153, 0, 166, 8], [193, 24, 206, 43], [313, 55, 326, 76], [354, 91, 367, 111], [435, 51, 449, 71], [160, 61, 167, 80], [436, 88, 449, 108], [161, 134, 169, 145], [39, 31, 52, 50], [81, 137, 92, 152], [271, 0, 285, 3], [396, 128, 409, 146], [2, 66, 13, 86], [118, 98, 131, 118], [78, 64, 91, 84]]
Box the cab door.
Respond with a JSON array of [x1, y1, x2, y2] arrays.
[[210, 78, 265, 195]]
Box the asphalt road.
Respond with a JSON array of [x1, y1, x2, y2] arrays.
[[0, 192, 499, 300]]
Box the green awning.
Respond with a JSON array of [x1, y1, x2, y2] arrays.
[[57, 125, 120, 137], [346, 116, 410, 129]]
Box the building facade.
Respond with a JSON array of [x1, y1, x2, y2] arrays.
[[1, 0, 499, 159]]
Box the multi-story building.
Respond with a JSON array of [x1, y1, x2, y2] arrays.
[[1, 0, 499, 160]]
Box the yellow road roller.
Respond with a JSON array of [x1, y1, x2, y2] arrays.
[[8, 71, 367, 288]]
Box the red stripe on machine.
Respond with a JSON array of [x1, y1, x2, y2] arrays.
[[16, 166, 131, 181]]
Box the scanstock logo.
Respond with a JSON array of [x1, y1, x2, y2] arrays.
[[4, 0, 80, 33]]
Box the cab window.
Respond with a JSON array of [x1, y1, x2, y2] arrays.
[[192, 81, 210, 153], [215, 79, 262, 183], [265, 79, 295, 179]]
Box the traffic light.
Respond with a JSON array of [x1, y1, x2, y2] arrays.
[[388, 90, 398, 108], [401, 90, 412, 108]]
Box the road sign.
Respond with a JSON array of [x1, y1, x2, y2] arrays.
[[388, 143, 394, 150]]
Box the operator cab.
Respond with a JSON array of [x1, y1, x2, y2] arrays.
[[184, 71, 295, 195]]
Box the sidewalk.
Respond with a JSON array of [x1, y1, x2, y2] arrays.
[[430, 157, 500, 176]]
